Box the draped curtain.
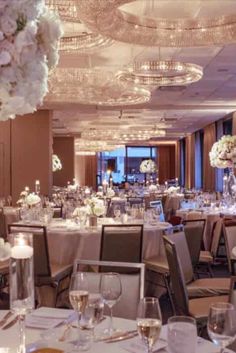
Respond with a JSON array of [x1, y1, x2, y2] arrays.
[[195, 131, 203, 189], [215, 120, 224, 192], [203, 123, 216, 191], [179, 139, 185, 187], [158, 146, 175, 184], [85, 155, 97, 190], [185, 134, 195, 189]]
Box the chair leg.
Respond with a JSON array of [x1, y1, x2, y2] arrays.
[[163, 274, 176, 316]]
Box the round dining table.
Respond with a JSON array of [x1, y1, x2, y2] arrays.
[[0, 309, 228, 353]]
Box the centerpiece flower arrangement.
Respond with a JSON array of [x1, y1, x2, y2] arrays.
[[17, 190, 41, 207], [166, 186, 180, 194], [140, 159, 156, 173], [209, 135, 236, 168], [0, 0, 62, 121], [52, 154, 62, 172], [73, 198, 106, 218]]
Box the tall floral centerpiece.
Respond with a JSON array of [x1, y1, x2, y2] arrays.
[[139, 159, 156, 185], [52, 154, 62, 172], [209, 135, 236, 196], [0, 0, 62, 121]]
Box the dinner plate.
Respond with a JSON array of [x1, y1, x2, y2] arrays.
[[26, 339, 71, 353]]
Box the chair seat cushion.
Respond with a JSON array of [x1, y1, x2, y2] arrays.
[[187, 278, 230, 298], [51, 263, 73, 281], [144, 256, 169, 274], [199, 250, 213, 263], [189, 295, 229, 319]]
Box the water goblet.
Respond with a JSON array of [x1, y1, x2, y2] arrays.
[[100, 272, 122, 336], [113, 205, 121, 221], [137, 297, 162, 353], [167, 316, 197, 353], [69, 272, 89, 351], [207, 302, 236, 353]]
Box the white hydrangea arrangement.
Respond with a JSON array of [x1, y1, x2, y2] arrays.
[[209, 135, 236, 169], [52, 154, 62, 172], [140, 159, 156, 173], [106, 187, 115, 198], [149, 184, 158, 192], [17, 190, 41, 206], [166, 186, 180, 194], [84, 197, 106, 217], [0, 0, 62, 121]]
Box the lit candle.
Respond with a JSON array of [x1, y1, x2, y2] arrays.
[[11, 234, 33, 259], [109, 177, 113, 188], [35, 180, 40, 186], [67, 181, 70, 185], [73, 178, 76, 185], [25, 186, 29, 192], [35, 180, 40, 194], [156, 178, 159, 184], [85, 187, 90, 195]]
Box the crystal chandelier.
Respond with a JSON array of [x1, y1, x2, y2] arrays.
[[81, 128, 166, 142], [75, 139, 123, 153], [116, 60, 203, 87], [46, 0, 113, 51], [47, 68, 151, 106], [77, 0, 236, 47]]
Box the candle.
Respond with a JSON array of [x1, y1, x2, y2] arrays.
[[156, 178, 159, 184], [11, 234, 33, 259], [25, 186, 29, 192], [109, 177, 113, 188], [35, 180, 40, 194], [102, 180, 108, 193], [35, 180, 40, 186], [67, 181, 70, 185], [85, 187, 90, 195], [73, 178, 76, 184]]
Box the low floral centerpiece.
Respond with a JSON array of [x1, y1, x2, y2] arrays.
[[140, 159, 156, 173], [166, 186, 180, 194], [0, 0, 62, 121], [17, 190, 41, 207], [209, 135, 236, 169], [73, 197, 106, 227]]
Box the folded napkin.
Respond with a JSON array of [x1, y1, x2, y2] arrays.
[[120, 336, 167, 353], [26, 308, 74, 329]]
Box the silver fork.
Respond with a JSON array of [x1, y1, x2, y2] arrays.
[[0, 312, 13, 328]]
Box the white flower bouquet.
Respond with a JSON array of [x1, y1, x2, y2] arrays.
[[52, 154, 62, 172], [209, 135, 236, 169], [85, 197, 106, 217], [106, 188, 115, 198], [140, 159, 156, 173], [149, 184, 158, 192], [25, 193, 41, 206], [166, 186, 180, 194], [0, 0, 62, 121]]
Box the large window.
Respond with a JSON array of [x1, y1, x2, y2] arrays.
[[97, 146, 157, 185]]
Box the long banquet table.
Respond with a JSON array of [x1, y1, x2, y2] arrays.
[[12, 218, 171, 266], [0, 309, 228, 353]]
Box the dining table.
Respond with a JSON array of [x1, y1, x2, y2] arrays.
[[11, 218, 171, 267], [0, 308, 229, 353]]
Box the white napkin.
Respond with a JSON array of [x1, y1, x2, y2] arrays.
[[120, 337, 167, 353], [26, 307, 74, 329]]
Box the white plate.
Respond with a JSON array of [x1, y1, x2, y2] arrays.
[[26, 339, 71, 353]]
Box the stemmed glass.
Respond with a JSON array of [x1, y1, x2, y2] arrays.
[[137, 297, 162, 353], [207, 302, 236, 353], [100, 273, 122, 336], [69, 272, 89, 350], [113, 205, 121, 221]]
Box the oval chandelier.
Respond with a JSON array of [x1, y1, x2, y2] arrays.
[[75, 139, 123, 153], [47, 68, 151, 106], [77, 0, 236, 47], [46, 0, 113, 51], [116, 60, 203, 87]]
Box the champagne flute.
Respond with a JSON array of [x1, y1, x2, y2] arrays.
[[100, 272, 122, 336], [207, 302, 236, 353], [137, 297, 162, 353], [69, 272, 89, 350]]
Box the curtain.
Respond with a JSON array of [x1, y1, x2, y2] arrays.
[[158, 146, 175, 184], [85, 155, 97, 190], [195, 131, 202, 189], [175, 141, 180, 182], [180, 139, 185, 187], [203, 123, 216, 191], [185, 134, 195, 189], [215, 120, 224, 192]]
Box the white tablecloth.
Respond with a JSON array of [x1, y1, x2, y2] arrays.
[[0, 309, 229, 353], [47, 219, 169, 266]]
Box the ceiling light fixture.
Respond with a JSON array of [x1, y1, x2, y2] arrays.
[[47, 68, 151, 106], [77, 0, 236, 47], [116, 60, 203, 87]]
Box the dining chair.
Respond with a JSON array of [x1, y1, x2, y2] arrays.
[[222, 220, 236, 275], [8, 224, 73, 308], [126, 197, 144, 207], [164, 231, 230, 299], [0, 207, 20, 240], [149, 200, 165, 222], [183, 219, 206, 269], [198, 218, 223, 276], [100, 224, 143, 273], [163, 235, 228, 324], [73, 259, 145, 320]]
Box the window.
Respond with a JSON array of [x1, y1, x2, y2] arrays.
[[97, 146, 157, 185]]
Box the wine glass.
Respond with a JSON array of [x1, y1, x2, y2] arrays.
[[137, 297, 162, 353], [69, 272, 89, 350], [100, 272, 122, 336], [207, 302, 236, 353]]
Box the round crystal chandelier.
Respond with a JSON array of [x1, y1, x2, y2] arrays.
[[47, 68, 151, 106], [46, 0, 113, 51], [77, 0, 236, 47], [81, 128, 166, 142], [116, 60, 203, 87], [75, 139, 123, 153]]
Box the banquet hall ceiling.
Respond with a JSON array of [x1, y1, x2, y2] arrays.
[[44, 0, 236, 141]]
